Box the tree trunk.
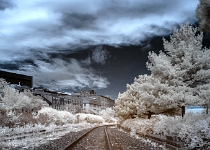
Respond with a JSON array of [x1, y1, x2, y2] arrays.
[[206, 104, 208, 114], [181, 106, 185, 118]]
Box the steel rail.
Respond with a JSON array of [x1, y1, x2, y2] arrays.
[[62, 126, 98, 150], [62, 124, 116, 150], [104, 126, 112, 150]]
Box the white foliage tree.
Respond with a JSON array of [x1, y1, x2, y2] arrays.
[[115, 24, 210, 119], [196, 0, 210, 34], [115, 75, 198, 119], [147, 24, 210, 105]]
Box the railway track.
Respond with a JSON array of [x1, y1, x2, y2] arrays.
[[62, 125, 112, 150], [1, 124, 181, 149], [62, 125, 165, 150]]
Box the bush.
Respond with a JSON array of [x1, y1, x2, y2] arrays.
[[76, 113, 104, 124], [99, 108, 117, 123], [153, 113, 210, 149], [120, 116, 160, 136], [35, 107, 76, 125], [119, 113, 210, 149]]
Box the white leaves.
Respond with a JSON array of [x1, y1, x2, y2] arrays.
[[196, 0, 210, 34], [115, 23, 210, 120], [148, 23, 210, 101], [38, 107, 76, 124]]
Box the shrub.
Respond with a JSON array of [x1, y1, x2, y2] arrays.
[[76, 113, 104, 124]]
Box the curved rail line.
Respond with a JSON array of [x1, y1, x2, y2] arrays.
[[62, 125, 116, 150], [62, 124, 181, 150]]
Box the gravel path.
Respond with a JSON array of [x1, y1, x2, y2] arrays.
[[107, 126, 166, 150]]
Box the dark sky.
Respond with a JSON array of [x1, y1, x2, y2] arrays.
[[0, 0, 205, 99]]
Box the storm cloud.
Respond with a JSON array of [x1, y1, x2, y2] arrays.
[[0, 0, 199, 95], [13, 53, 110, 90], [0, 0, 198, 55]]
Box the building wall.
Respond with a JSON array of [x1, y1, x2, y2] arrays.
[[72, 91, 115, 112], [33, 89, 114, 112], [100, 95, 115, 109], [33, 88, 82, 110], [0, 70, 33, 88]]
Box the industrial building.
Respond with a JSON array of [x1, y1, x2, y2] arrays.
[[72, 90, 115, 112], [34, 89, 115, 112], [0, 70, 114, 112], [0, 70, 33, 88]]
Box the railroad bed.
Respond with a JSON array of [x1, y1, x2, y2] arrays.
[[62, 125, 166, 150], [0, 125, 96, 150], [3, 125, 174, 150]]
